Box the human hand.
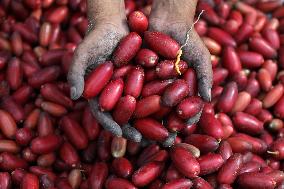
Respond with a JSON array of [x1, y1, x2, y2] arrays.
[[68, 0, 212, 144], [67, 0, 143, 141], [149, 0, 213, 103], [68, 20, 129, 100]]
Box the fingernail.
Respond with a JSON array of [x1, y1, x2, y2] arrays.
[[70, 86, 78, 100], [201, 86, 211, 102], [206, 88, 212, 102]]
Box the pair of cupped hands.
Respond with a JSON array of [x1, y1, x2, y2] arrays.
[[68, 0, 212, 145]]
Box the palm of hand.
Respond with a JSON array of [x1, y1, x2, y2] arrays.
[[68, 21, 143, 142], [68, 22, 129, 100], [68, 13, 212, 145], [149, 17, 212, 102]]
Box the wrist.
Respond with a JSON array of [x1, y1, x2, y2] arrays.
[[150, 0, 198, 25], [87, 0, 126, 26]]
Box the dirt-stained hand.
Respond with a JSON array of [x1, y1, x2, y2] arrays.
[[149, 0, 213, 102]]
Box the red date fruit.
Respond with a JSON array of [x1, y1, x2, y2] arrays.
[[0, 110, 17, 139], [198, 153, 224, 175], [144, 31, 180, 59], [112, 157, 133, 178], [238, 172, 276, 189], [233, 112, 264, 135], [156, 60, 188, 79], [128, 11, 148, 34], [162, 79, 189, 107], [89, 162, 108, 189], [21, 173, 39, 189], [134, 95, 161, 118], [222, 46, 241, 74], [132, 161, 164, 187], [113, 32, 142, 67], [83, 61, 114, 98], [134, 118, 168, 142], [217, 153, 243, 184], [60, 116, 88, 149], [124, 66, 144, 98], [99, 78, 124, 111], [185, 134, 219, 154], [141, 79, 173, 97], [30, 135, 61, 154], [106, 178, 137, 189], [112, 95, 136, 125], [176, 96, 203, 119], [170, 145, 200, 178], [199, 112, 224, 139], [161, 178, 192, 189], [135, 49, 158, 68]]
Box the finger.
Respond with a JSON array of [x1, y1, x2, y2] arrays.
[[162, 132, 177, 147], [186, 107, 203, 125], [89, 98, 122, 137], [182, 30, 213, 102], [140, 138, 153, 147], [122, 124, 142, 143], [67, 45, 89, 100]]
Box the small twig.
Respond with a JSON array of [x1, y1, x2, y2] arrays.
[[180, 10, 205, 49], [175, 10, 205, 74]]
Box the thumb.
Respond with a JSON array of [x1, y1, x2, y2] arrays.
[[89, 98, 123, 137], [67, 46, 89, 100]]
